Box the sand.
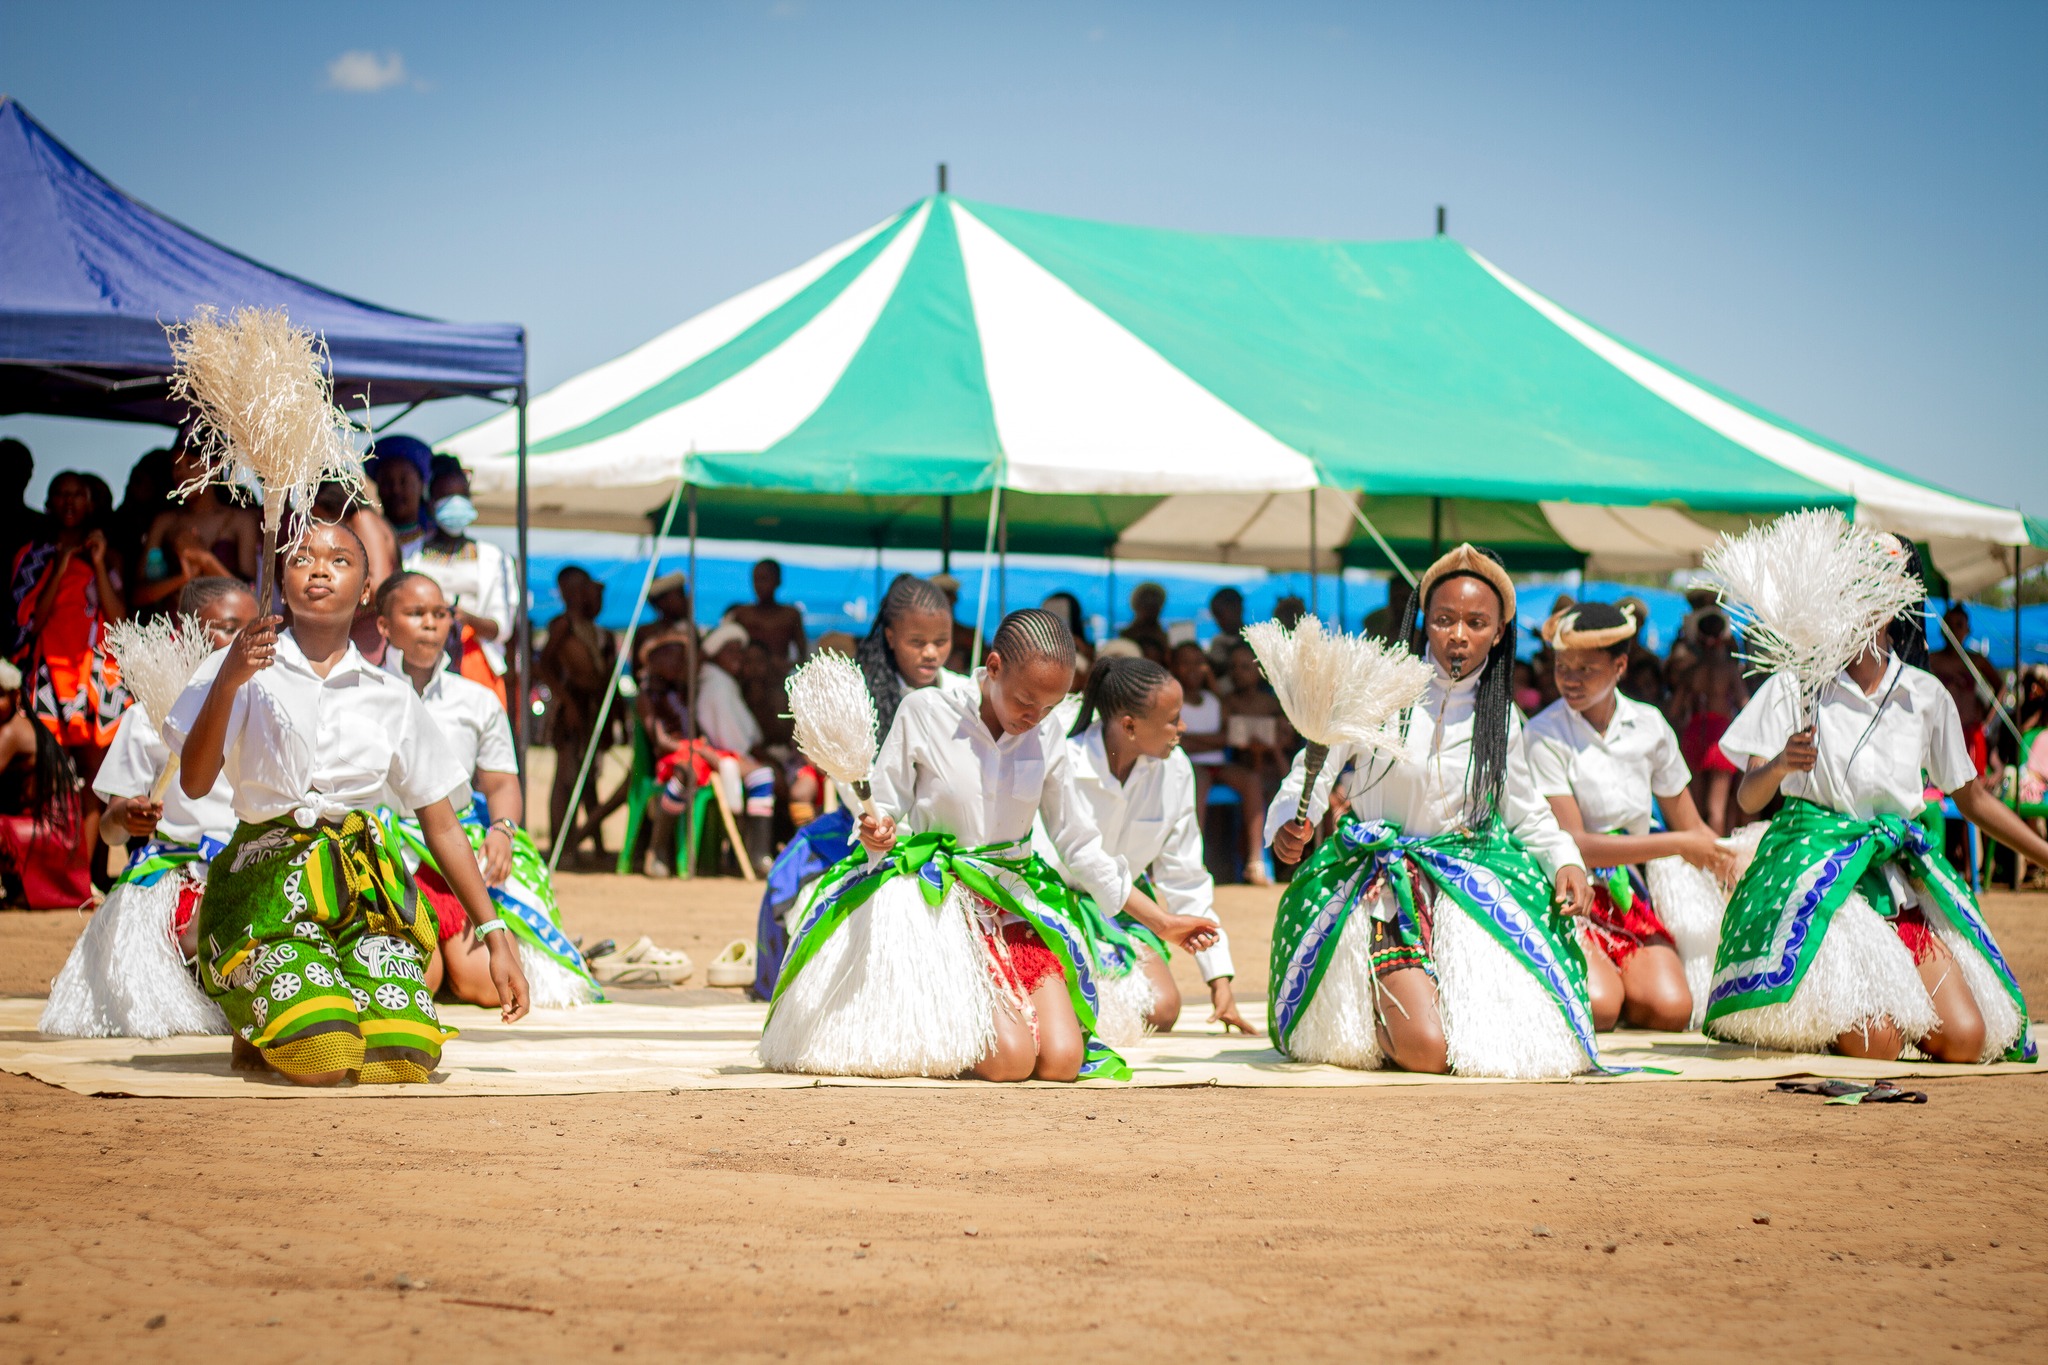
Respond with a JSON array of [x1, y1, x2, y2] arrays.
[[2, 873, 2044, 1362]]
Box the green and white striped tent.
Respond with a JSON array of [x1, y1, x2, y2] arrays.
[[451, 194, 2043, 594]]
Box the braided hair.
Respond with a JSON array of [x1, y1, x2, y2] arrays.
[[1406, 554, 1517, 825], [30, 716, 81, 835], [1889, 540, 1931, 670], [374, 569, 441, 615], [1070, 655, 1172, 737], [178, 575, 253, 617], [857, 574, 953, 738], [988, 607, 1075, 672]]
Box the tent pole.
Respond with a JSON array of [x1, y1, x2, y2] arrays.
[[544, 478, 684, 876], [972, 488, 1002, 666], [1309, 487, 1319, 622], [1338, 570, 1347, 632], [514, 383, 531, 816], [2017, 539, 2025, 693], [998, 495, 1009, 618], [682, 481, 700, 881], [941, 495, 954, 575], [1106, 543, 1117, 639], [1429, 496, 1443, 559]]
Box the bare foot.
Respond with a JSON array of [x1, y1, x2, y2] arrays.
[[1244, 863, 1274, 887], [230, 1037, 269, 1072]]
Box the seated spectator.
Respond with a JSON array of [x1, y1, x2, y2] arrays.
[[1272, 594, 1307, 629], [1205, 587, 1247, 681], [1042, 591, 1090, 651], [0, 657, 89, 909], [131, 442, 259, 617], [631, 572, 697, 668], [931, 572, 975, 673], [1667, 611, 1747, 834], [1171, 641, 1267, 884], [539, 566, 616, 866], [1218, 643, 1290, 884], [405, 459, 516, 707], [1121, 582, 1171, 662], [366, 434, 436, 557]]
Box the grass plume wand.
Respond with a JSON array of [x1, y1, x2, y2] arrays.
[[167, 306, 362, 616], [102, 614, 218, 805], [786, 651, 882, 826], [1245, 617, 1435, 825]]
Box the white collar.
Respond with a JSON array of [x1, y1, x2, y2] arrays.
[[1829, 654, 1904, 711], [1566, 691, 1632, 742], [280, 631, 381, 686], [380, 651, 453, 698]]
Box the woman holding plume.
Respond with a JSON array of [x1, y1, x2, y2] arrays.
[[760, 608, 1217, 1082], [1705, 517, 2041, 1063], [1264, 546, 1601, 1078]]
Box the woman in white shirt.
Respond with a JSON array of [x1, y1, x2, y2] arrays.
[[41, 577, 253, 1038], [760, 609, 1217, 1082], [1524, 601, 1738, 1031], [1265, 545, 1600, 1078], [165, 520, 529, 1086], [376, 572, 600, 1009], [1059, 655, 1258, 1036], [1709, 545, 2044, 1063]]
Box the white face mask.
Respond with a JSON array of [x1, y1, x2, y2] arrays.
[[432, 495, 479, 534]]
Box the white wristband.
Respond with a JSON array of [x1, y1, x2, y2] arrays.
[[473, 918, 508, 940]]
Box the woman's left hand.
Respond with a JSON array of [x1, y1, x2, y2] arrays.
[[480, 827, 514, 886], [1552, 865, 1592, 918], [83, 530, 107, 567]]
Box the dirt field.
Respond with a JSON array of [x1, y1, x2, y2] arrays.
[[3, 874, 2045, 1363]]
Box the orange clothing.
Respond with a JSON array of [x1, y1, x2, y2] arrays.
[[10, 542, 125, 749]]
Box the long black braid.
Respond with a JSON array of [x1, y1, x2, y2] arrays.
[[856, 574, 953, 738], [1889, 539, 1931, 670], [1405, 557, 1517, 826], [1070, 655, 1171, 737], [988, 608, 1075, 672], [30, 718, 81, 835]]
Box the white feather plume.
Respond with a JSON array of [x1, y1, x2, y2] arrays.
[[102, 614, 215, 728], [1703, 509, 1923, 725], [785, 651, 879, 791], [1243, 616, 1432, 756], [166, 305, 362, 557]]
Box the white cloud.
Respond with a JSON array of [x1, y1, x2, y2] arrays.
[[326, 50, 412, 94]]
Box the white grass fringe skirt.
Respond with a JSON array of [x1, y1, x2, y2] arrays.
[[758, 876, 999, 1078], [40, 876, 226, 1038], [517, 943, 600, 1010], [1708, 892, 1939, 1052], [1288, 892, 1592, 1079], [1091, 956, 1158, 1047], [1644, 855, 1730, 1030]]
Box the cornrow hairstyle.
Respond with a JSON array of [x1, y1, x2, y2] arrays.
[[1406, 550, 1517, 826], [1070, 655, 1172, 737], [177, 575, 252, 617], [375, 568, 440, 616], [1889, 539, 1930, 670], [857, 573, 953, 738], [988, 607, 1075, 672]]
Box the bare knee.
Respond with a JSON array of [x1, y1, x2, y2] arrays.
[[1925, 1009, 1986, 1064], [1145, 961, 1182, 1031], [1034, 1030, 1083, 1082], [1630, 986, 1693, 1034], [1387, 1022, 1448, 1074], [972, 1033, 1035, 1083], [1588, 973, 1623, 1032], [1836, 1021, 1905, 1060]]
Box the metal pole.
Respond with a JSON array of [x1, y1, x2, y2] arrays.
[[682, 482, 699, 881], [998, 495, 1009, 617], [1106, 543, 1117, 638], [938, 162, 948, 194], [514, 383, 531, 815], [1436, 205, 1446, 236], [2017, 540, 2025, 690], [941, 495, 954, 575], [1429, 496, 1443, 558], [971, 488, 1001, 666], [1308, 487, 1319, 622]]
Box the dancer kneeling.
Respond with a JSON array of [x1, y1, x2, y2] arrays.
[[1707, 553, 2040, 1063], [1267, 547, 1601, 1077], [1525, 601, 1738, 1031], [41, 578, 255, 1038], [1055, 655, 1257, 1035], [164, 521, 529, 1085], [759, 609, 1215, 1081], [375, 571, 600, 1008]]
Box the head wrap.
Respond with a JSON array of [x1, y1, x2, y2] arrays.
[[648, 571, 690, 600], [1541, 601, 1639, 651], [364, 434, 433, 485], [1416, 543, 1516, 621], [701, 621, 750, 657]]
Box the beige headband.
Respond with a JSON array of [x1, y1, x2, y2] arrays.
[[1416, 543, 1516, 622], [1541, 604, 1638, 651]]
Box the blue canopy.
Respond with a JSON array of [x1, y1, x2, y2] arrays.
[[0, 97, 525, 423]]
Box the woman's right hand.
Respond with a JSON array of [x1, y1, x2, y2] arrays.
[[123, 798, 164, 840], [857, 812, 897, 856], [1773, 728, 1818, 775], [1158, 913, 1220, 953], [1678, 827, 1738, 887], [221, 615, 282, 686], [1271, 817, 1312, 866]]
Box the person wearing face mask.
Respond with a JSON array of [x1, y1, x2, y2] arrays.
[[41, 577, 253, 1038], [760, 609, 1218, 1082], [746, 575, 973, 998], [1049, 655, 1259, 1039], [1264, 545, 1601, 1079], [403, 457, 516, 708]]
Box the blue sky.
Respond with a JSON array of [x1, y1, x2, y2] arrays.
[[3, 0, 2044, 520]]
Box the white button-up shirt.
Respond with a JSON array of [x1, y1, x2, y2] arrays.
[[1265, 667, 1584, 877], [1718, 658, 1975, 820], [1055, 725, 1233, 980], [1524, 693, 1692, 837], [871, 674, 1133, 913], [163, 631, 467, 828], [384, 659, 519, 813], [696, 662, 763, 757], [94, 704, 237, 848]]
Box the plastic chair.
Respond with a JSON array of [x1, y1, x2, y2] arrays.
[[1930, 797, 1981, 897], [2003, 726, 2047, 889], [615, 717, 727, 877]]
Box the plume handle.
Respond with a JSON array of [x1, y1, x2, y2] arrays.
[[1293, 741, 1331, 827], [148, 756, 181, 807]]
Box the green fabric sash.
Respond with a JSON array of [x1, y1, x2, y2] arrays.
[[1267, 815, 1603, 1070], [773, 831, 1131, 1080], [1704, 797, 2035, 1061]]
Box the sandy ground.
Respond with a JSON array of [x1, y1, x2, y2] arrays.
[[3, 872, 2045, 1362]]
